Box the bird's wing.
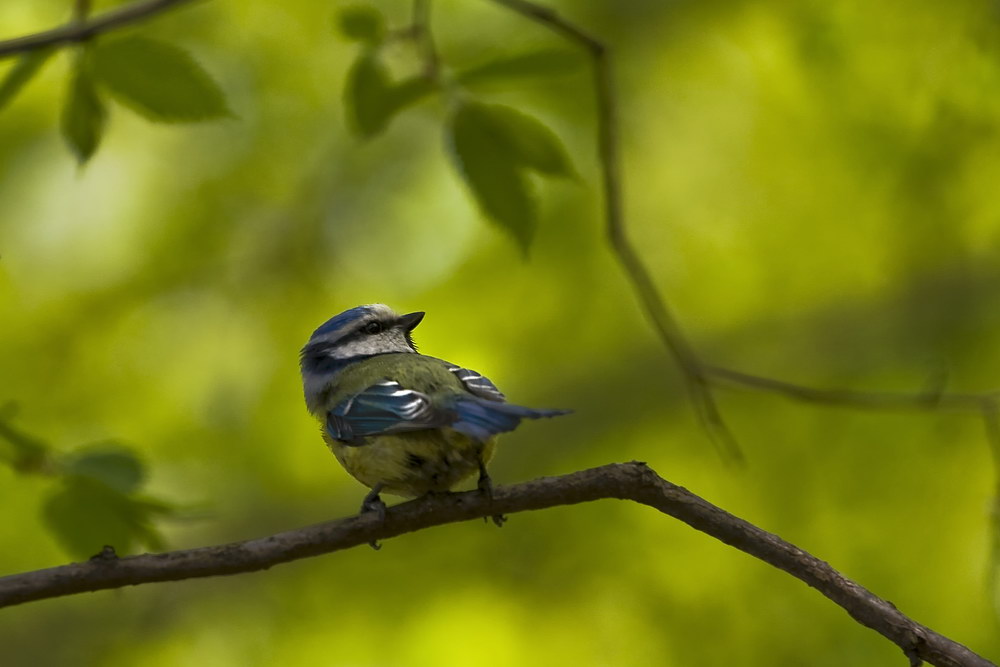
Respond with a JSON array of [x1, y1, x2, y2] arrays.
[[326, 380, 448, 444], [449, 400, 570, 442], [327, 373, 569, 445], [440, 362, 506, 402]]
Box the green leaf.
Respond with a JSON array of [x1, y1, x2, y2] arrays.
[[447, 101, 537, 252], [385, 76, 436, 115], [0, 48, 54, 113], [0, 411, 50, 473], [455, 49, 583, 87], [344, 51, 391, 137], [336, 5, 386, 43], [482, 104, 575, 178], [344, 51, 435, 138], [93, 36, 230, 123], [61, 58, 106, 164], [129, 496, 174, 551], [42, 478, 165, 560], [446, 100, 577, 251], [63, 444, 146, 494]]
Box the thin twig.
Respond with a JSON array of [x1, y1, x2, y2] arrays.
[[412, 0, 440, 80], [0, 462, 991, 666], [710, 369, 1000, 592], [485, 0, 1000, 634], [73, 0, 93, 24], [707, 365, 1000, 412], [0, 0, 199, 59], [490, 0, 743, 463], [489, 0, 1000, 475]]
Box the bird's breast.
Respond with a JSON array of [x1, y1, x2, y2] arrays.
[[323, 428, 496, 497]]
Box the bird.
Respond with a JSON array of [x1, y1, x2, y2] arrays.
[[300, 304, 569, 523]]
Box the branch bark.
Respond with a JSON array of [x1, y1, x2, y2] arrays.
[[0, 462, 992, 667], [0, 0, 199, 59]]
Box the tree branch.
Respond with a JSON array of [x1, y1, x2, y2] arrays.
[[705, 365, 1000, 412], [411, 0, 441, 80], [487, 1, 1000, 617], [490, 0, 742, 463], [0, 462, 991, 666], [0, 0, 199, 60], [485, 0, 1000, 473]]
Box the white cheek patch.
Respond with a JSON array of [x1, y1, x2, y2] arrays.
[[329, 329, 413, 359], [330, 338, 378, 358]]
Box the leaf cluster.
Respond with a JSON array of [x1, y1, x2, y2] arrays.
[[2, 35, 230, 164], [337, 3, 581, 252], [0, 408, 178, 560]]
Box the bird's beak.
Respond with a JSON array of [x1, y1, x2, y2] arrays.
[[397, 311, 425, 332]]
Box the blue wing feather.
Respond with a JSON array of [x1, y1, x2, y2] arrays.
[[327, 381, 442, 444], [328, 377, 570, 445], [450, 398, 570, 442], [439, 361, 506, 402]]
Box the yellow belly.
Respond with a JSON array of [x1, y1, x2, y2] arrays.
[[324, 428, 497, 497]]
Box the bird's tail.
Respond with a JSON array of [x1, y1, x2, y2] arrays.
[[451, 397, 570, 442]]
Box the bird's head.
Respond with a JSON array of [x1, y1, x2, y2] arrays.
[[300, 304, 424, 373]]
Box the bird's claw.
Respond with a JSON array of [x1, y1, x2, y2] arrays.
[[361, 484, 387, 550], [361, 496, 387, 522], [477, 462, 505, 527], [477, 474, 494, 500]]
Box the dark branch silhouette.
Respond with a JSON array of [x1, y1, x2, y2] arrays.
[[487, 0, 1000, 470], [483, 3, 997, 662], [0, 0, 199, 59], [0, 462, 991, 667], [488, 3, 1000, 619], [706, 365, 1000, 412], [491, 0, 742, 463]]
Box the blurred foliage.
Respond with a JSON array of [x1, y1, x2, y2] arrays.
[[343, 49, 435, 138], [6, 21, 229, 163], [336, 2, 577, 248], [453, 48, 583, 86], [0, 409, 176, 559], [336, 4, 386, 43], [0, 48, 53, 112], [1, 0, 999, 665], [447, 100, 575, 250], [61, 52, 106, 162], [91, 36, 231, 123]]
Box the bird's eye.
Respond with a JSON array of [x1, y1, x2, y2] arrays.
[[363, 321, 383, 335]]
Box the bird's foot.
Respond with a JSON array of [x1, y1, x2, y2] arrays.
[[477, 464, 506, 528], [89, 545, 118, 562], [360, 494, 387, 522], [361, 484, 387, 550], [476, 471, 493, 499]]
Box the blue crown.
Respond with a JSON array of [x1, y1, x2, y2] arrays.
[[310, 305, 374, 339]]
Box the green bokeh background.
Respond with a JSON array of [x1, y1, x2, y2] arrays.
[[2, 0, 999, 664]]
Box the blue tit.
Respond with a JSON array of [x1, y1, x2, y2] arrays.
[[300, 304, 569, 518]]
